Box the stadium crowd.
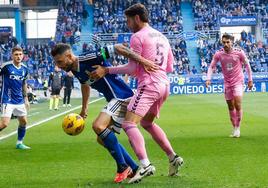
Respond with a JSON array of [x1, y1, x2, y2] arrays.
[[93, 0, 183, 33], [192, 0, 268, 31], [54, 0, 84, 45]]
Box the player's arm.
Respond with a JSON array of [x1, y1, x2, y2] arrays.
[[244, 58, 253, 90], [206, 53, 218, 88], [22, 79, 30, 110], [80, 83, 90, 119], [112, 44, 159, 72], [89, 62, 137, 79]]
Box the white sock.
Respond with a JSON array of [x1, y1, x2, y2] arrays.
[[168, 153, 177, 162], [17, 140, 22, 145], [140, 159, 150, 167]]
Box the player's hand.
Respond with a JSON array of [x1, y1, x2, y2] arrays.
[[248, 81, 253, 90], [88, 65, 108, 79], [143, 61, 159, 73], [79, 110, 88, 119], [205, 80, 211, 88]]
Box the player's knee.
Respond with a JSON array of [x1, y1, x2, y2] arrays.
[[19, 119, 27, 126], [92, 120, 105, 134], [141, 119, 154, 130], [0, 124, 7, 131]]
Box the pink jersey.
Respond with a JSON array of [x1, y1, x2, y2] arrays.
[[207, 48, 252, 87], [129, 25, 174, 85]]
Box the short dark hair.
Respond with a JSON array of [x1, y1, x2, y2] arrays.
[[222, 33, 234, 41], [12, 46, 23, 54], [124, 3, 149, 22], [51, 43, 71, 57]]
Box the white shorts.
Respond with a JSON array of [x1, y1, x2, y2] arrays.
[[1, 103, 27, 118], [101, 98, 130, 134]]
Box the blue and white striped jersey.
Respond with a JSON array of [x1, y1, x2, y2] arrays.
[[0, 61, 28, 104], [72, 50, 133, 102]]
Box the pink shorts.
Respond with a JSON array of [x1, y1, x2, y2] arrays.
[[128, 82, 169, 118], [224, 84, 244, 100]]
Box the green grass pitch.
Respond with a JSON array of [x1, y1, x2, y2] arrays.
[[0, 93, 268, 188]]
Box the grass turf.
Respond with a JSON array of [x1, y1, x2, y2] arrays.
[[0, 93, 267, 188]]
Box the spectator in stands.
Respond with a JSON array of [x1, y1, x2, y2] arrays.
[[241, 30, 247, 42], [82, 8, 89, 25], [191, 66, 197, 74]]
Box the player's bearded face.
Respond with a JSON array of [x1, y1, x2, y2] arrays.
[[222, 38, 233, 52], [54, 53, 73, 72], [126, 16, 139, 33]]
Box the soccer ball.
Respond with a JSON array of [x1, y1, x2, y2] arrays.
[[62, 113, 85, 136]]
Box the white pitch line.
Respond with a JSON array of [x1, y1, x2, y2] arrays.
[[0, 97, 104, 141]]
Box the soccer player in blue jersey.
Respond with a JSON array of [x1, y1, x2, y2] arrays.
[[51, 43, 157, 183], [0, 46, 30, 149]]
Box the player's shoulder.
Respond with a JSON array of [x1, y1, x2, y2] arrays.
[[1, 61, 13, 68], [21, 63, 28, 69], [233, 47, 245, 55], [215, 49, 224, 55]]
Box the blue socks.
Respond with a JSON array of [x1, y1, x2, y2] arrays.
[[99, 128, 127, 172], [119, 144, 138, 172], [17, 126, 26, 141]]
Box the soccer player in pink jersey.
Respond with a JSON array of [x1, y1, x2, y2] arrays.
[[206, 33, 253, 138], [90, 3, 183, 184]]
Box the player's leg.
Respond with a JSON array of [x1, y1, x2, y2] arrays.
[[225, 86, 237, 137], [234, 96, 242, 126], [63, 88, 67, 107], [49, 94, 55, 110], [67, 88, 72, 107], [16, 116, 30, 149], [123, 85, 159, 183], [141, 83, 183, 176], [97, 135, 138, 177], [93, 112, 131, 183], [106, 99, 139, 176], [15, 104, 30, 149], [54, 88, 61, 110], [226, 100, 236, 125], [0, 104, 13, 131], [232, 85, 244, 137], [0, 117, 11, 131]]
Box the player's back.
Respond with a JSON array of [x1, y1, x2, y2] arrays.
[[72, 53, 133, 102], [130, 26, 174, 85]]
